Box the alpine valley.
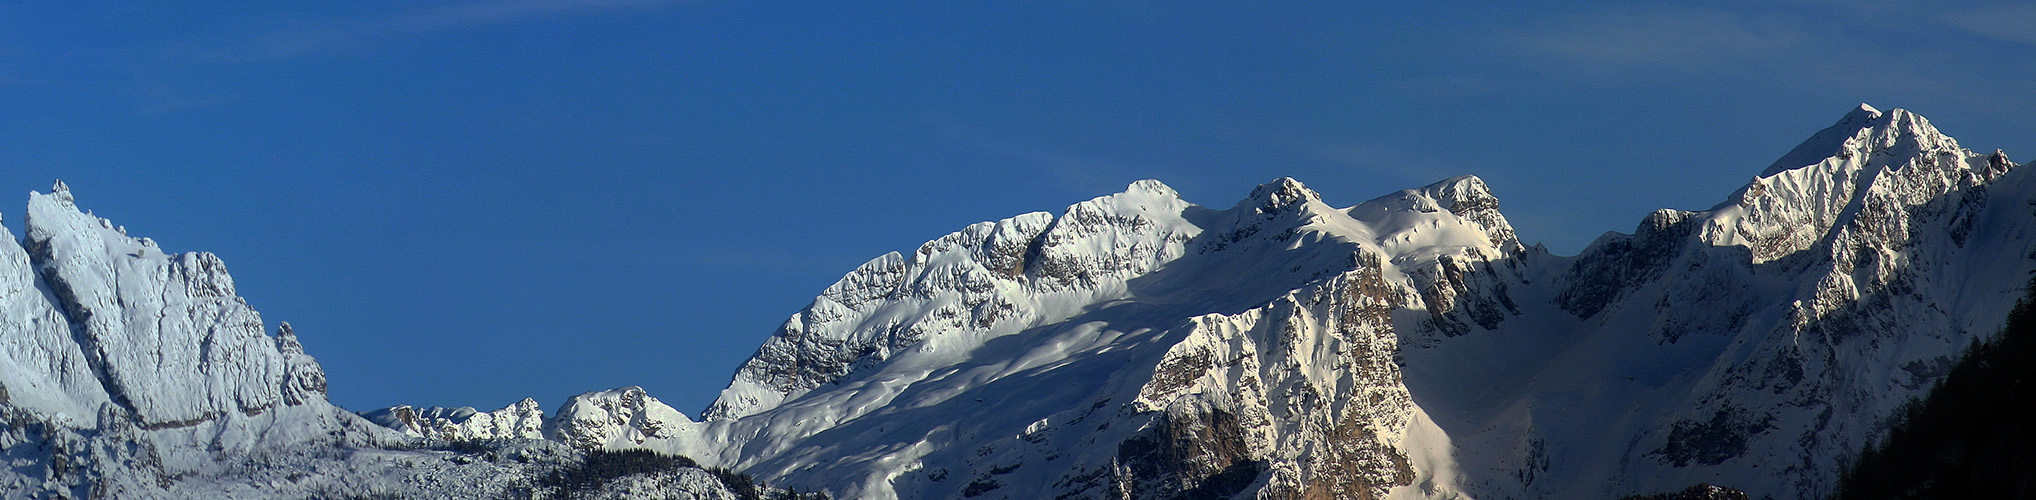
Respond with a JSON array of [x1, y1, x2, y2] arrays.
[[0, 104, 2027, 499]]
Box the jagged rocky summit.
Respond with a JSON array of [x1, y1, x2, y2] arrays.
[[0, 104, 2028, 500]]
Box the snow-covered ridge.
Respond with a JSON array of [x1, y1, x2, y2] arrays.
[[642, 104, 2032, 499], [647, 175, 1493, 499], [701, 179, 1200, 420], [363, 397, 546, 441]]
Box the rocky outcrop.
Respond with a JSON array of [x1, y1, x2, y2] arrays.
[[276, 322, 329, 406], [364, 397, 546, 441], [1619, 484, 1751, 500]]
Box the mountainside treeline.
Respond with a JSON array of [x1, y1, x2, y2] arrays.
[[1830, 277, 2036, 499]]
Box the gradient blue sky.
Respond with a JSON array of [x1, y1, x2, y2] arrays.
[[2, 1, 2033, 415]]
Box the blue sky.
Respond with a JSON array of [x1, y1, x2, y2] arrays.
[[2, 1, 2032, 415]]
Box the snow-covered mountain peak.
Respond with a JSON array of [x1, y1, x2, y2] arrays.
[[1339, 175, 1523, 261], [1241, 176, 1321, 215], [1418, 175, 1495, 212], [550, 386, 695, 450], [1757, 104, 1955, 178], [1562, 105, 2011, 320], [1700, 105, 2001, 262], [1395, 175, 1522, 254], [1123, 178, 1181, 199], [20, 184, 323, 427]]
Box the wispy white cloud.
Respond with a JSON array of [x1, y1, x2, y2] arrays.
[[392, 0, 690, 31], [1935, 2, 2036, 46], [1506, 6, 1824, 78], [1491, 2, 2036, 108], [920, 112, 1140, 196], [105, 0, 695, 113], [1756, 0, 2036, 47], [1219, 129, 1459, 190], [163, 0, 691, 64]]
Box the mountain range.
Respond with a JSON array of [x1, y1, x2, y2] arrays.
[[0, 104, 2024, 499]]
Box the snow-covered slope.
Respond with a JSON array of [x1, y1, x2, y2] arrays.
[[3, 104, 2028, 500]]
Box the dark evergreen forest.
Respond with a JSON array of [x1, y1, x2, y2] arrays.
[[1830, 277, 2036, 498]]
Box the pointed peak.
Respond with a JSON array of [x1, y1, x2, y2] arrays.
[[47, 179, 74, 206], [1424, 174, 1488, 189], [1758, 104, 1950, 177], [1123, 179, 1179, 199], [575, 385, 649, 398], [1988, 149, 2016, 174], [1417, 175, 1498, 213], [1880, 107, 1942, 134], [275, 321, 305, 356], [1346, 174, 1521, 252], [1244, 177, 1321, 213]]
